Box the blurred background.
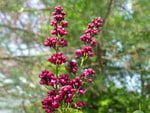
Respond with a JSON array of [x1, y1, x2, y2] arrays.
[[0, 0, 149, 113]]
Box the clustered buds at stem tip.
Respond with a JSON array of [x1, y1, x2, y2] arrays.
[[80, 17, 103, 46], [47, 52, 66, 65], [39, 5, 103, 113]]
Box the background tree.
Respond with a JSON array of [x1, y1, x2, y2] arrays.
[[0, 0, 149, 113]]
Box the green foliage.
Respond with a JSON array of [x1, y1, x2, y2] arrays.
[[83, 81, 150, 113], [26, 102, 83, 113], [133, 110, 144, 113], [56, 108, 83, 113]]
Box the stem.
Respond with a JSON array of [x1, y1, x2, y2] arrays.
[[80, 58, 84, 67], [54, 35, 61, 90], [56, 64, 59, 77], [55, 64, 59, 91], [80, 55, 89, 68]]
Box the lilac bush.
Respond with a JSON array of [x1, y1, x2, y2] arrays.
[[39, 6, 103, 113]]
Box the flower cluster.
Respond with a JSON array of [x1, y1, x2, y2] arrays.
[[44, 5, 68, 48], [39, 70, 89, 112], [75, 17, 103, 60], [75, 46, 94, 59], [44, 37, 68, 48], [39, 70, 56, 85], [42, 86, 86, 113], [80, 17, 103, 46], [47, 52, 66, 65], [81, 68, 96, 83], [58, 74, 70, 86], [39, 5, 102, 113], [42, 90, 59, 113], [44, 37, 57, 47], [50, 6, 68, 37], [58, 38, 68, 47], [67, 61, 78, 73]]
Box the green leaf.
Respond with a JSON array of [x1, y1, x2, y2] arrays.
[[133, 110, 144, 113], [56, 108, 83, 113]]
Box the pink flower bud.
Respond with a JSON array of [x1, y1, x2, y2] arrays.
[[76, 101, 86, 107], [47, 52, 66, 65], [44, 37, 57, 48], [52, 101, 59, 109], [61, 21, 68, 27]]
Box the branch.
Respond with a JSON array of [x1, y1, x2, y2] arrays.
[[0, 24, 34, 34], [0, 24, 45, 38], [105, 65, 150, 73], [103, 0, 113, 26], [22, 8, 52, 12], [0, 54, 47, 64], [95, 0, 114, 72]]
